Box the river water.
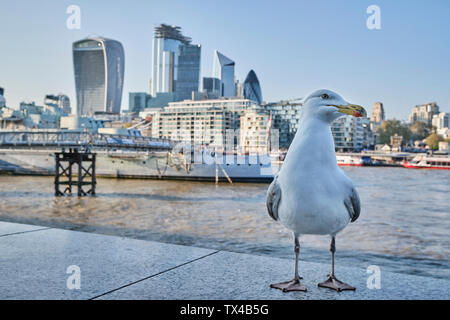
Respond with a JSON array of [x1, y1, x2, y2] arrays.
[[0, 167, 448, 279]]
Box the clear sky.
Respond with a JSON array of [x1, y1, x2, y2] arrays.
[[0, 0, 449, 120]]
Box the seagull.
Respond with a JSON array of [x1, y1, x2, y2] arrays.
[[267, 89, 366, 292]]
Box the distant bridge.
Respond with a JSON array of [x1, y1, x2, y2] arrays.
[[0, 130, 173, 151]]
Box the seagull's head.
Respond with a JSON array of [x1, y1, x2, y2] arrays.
[[302, 89, 367, 123]]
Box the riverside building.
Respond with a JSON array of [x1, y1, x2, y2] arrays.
[[331, 116, 365, 152], [240, 109, 271, 154], [432, 112, 450, 139], [409, 102, 439, 126], [44, 94, 71, 115], [143, 97, 257, 150]]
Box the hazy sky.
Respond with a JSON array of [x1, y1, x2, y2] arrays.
[[0, 0, 449, 120]]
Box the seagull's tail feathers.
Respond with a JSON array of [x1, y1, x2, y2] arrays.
[[344, 187, 361, 223], [266, 176, 281, 221]]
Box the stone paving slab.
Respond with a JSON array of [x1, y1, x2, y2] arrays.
[[0, 222, 215, 299], [1, 221, 448, 300], [0, 221, 48, 237], [97, 251, 449, 300]]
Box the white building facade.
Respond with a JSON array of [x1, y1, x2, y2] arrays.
[[331, 116, 365, 152], [432, 112, 450, 139]]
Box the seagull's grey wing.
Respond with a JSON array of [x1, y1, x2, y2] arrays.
[[266, 176, 281, 221], [344, 186, 361, 223]]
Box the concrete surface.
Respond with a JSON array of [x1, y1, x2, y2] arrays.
[[0, 221, 448, 300], [0, 222, 49, 237]]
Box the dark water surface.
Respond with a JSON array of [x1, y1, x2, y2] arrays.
[[0, 167, 449, 279]]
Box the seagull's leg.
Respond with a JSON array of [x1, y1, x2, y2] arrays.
[[318, 236, 355, 292], [270, 234, 307, 292]]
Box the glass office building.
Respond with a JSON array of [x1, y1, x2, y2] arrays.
[[73, 36, 125, 115], [129, 92, 152, 113], [242, 70, 263, 105], [212, 50, 235, 97], [202, 77, 220, 98], [151, 24, 201, 101]]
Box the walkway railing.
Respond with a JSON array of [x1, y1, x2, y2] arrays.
[[0, 130, 173, 151]]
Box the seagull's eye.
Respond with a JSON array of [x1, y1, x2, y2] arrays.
[[321, 93, 329, 100]]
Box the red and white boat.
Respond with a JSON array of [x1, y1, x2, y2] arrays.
[[403, 154, 450, 170], [336, 154, 364, 167]]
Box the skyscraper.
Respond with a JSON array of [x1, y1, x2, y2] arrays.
[[242, 70, 262, 104], [73, 36, 125, 115], [129, 92, 151, 113], [212, 50, 235, 97], [151, 24, 201, 101], [0, 87, 5, 108], [176, 43, 201, 100], [202, 77, 220, 98]]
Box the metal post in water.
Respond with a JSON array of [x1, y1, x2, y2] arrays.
[[54, 148, 96, 197]]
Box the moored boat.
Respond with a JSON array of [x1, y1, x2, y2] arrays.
[[403, 154, 450, 170], [336, 154, 364, 167]]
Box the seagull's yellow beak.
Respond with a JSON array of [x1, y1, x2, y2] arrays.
[[330, 103, 367, 118]]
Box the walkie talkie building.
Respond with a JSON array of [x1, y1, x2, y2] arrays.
[[73, 36, 124, 115]]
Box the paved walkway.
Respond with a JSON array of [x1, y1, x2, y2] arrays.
[[0, 221, 447, 300]]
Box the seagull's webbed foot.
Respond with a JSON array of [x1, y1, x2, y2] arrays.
[[270, 278, 307, 292], [318, 275, 355, 292]]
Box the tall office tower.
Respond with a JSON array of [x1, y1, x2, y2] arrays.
[[176, 43, 201, 100], [151, 24, 201, 101], [0, 87, 5, 108], [202, 77, 220, 98], [212, 50, 235, 97], [242, 70, 262, 104], [129, 92, 151, 113], [370, 101, 385, 131], [73, 36, 125, 115]]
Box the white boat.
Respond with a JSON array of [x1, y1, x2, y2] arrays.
[[335, 153, 364, 166], [403, 154, 450, 170]]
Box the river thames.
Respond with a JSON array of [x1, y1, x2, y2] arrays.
[[0, 167, 448, 279]]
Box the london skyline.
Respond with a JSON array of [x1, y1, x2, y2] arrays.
[[0, 0, 449, 120]]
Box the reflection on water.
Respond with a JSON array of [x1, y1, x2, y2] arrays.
[[0, 167, 449, 279]]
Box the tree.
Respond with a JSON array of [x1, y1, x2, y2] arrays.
[[425, 133, 443, 150], [410, 121, 432, 140], [376, 120, 411, 145]]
